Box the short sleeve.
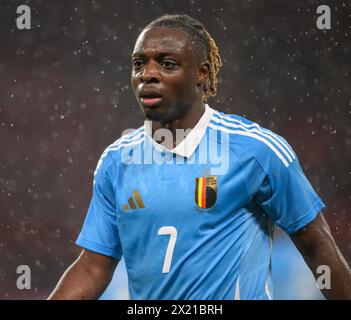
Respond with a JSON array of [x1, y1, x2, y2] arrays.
[[76, 152, 123, 259], [254, 139, 326, 234]]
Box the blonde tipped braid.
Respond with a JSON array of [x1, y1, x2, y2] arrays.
[[203, 30, 222, 102]]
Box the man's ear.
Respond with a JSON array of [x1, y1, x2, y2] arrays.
[[197, 61, 210, 87]]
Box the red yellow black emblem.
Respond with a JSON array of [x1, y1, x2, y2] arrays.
[[195, 176, 217, 209]]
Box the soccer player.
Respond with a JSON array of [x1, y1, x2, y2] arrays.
[[48, 15, 351, 300]]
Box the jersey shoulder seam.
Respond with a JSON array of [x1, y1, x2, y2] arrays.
[[209, 111, 295, 168], [94, 125, 145, 176]]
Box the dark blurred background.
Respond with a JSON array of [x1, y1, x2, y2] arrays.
[[0, 0, 350, 299]]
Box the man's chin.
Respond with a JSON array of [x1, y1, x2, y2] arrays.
[[143, 108, 168, 123], [141, 103, 188, 124]]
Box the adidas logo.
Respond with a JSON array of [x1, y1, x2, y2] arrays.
[[122, 190, 145, 211]]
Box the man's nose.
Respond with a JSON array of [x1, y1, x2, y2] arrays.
[[139, 62, 160, 83]]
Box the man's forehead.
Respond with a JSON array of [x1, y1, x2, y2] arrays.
[[133, 27, 192, 55]]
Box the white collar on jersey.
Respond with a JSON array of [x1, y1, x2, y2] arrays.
[[144, 104, 215, 158]]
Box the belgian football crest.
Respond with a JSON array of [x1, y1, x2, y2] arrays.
[[195, 176, 217, 209]]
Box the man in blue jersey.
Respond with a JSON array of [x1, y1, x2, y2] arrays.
[[49, 15, 351, 300]]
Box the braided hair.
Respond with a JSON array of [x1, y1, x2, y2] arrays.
[[144, 14, 222, 102]]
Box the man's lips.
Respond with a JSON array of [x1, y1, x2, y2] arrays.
[[140, 97, 163, 106]]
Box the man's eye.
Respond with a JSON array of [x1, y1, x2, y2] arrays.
[[133, 60, 144, 69], [161, 60, 176, 69]]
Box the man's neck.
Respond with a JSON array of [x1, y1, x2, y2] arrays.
[[151, 102, 206, 149]]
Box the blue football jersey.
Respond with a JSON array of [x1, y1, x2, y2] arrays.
[[76, 105, 325, 300]]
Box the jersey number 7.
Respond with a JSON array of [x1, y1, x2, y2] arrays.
[[158, 226, 177, 273]]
